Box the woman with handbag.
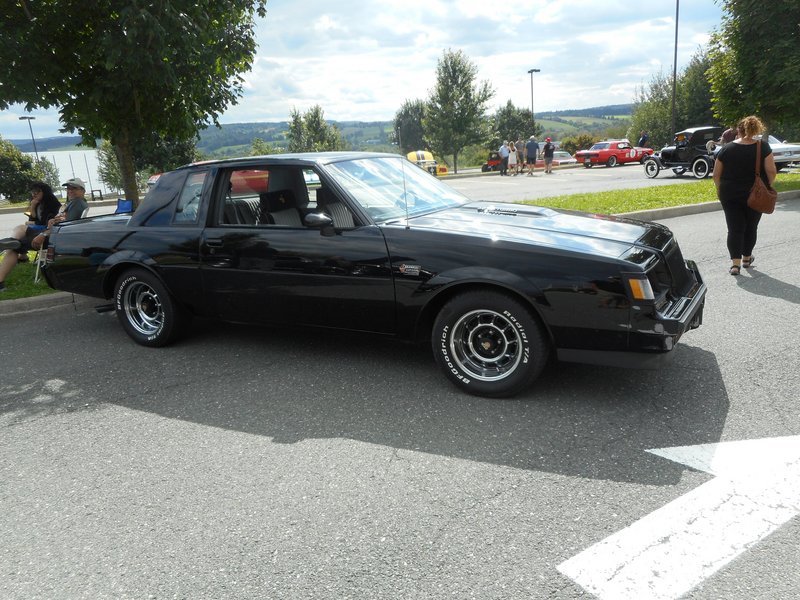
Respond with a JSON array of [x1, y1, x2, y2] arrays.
[[712, 115, 777, 276]]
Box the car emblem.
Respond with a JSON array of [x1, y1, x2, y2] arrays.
[[398, 264, 421, 276]]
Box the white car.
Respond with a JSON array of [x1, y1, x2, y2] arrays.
[[765, 135, 800, 171]]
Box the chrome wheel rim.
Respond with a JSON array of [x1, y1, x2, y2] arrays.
[[123, 281, 164, 336], [449, 309, 523, 381]]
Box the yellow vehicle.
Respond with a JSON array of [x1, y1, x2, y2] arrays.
[[406, 150, 448, 176]]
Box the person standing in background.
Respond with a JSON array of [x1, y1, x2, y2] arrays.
[[498, 141, 510, 176], [712, 115, 777, 276], [525, 136, 540, 176], [542, 137, 556, 174], [508, 141, 518, 176]]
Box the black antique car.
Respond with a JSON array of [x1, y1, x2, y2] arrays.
[[42, 152, 706, 397], [643, 126, 724, 179]]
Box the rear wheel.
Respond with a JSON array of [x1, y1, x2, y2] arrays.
[[644, 159, 660, 179], [432, 290, 549, 398], [114, 268, 188, 347], [583, 163, 592, 168], [692, 157, 711, 179], [607, 156, 617, 167]]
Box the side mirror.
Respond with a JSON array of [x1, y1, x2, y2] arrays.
[[304, 211, 336, 236]]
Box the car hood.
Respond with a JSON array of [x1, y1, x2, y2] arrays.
[[401, 202, 669, 259]]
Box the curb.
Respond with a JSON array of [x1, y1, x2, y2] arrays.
[[0, 291, 97, 317], [1, 191, 798, 316]]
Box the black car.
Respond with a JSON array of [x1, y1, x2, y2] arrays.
[[644, 126, 724, 179], [42, 152, 706, 397]]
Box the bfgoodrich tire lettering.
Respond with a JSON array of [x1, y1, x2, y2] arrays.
[[114, 268, 187, 347], [432, 290, 549, 397]]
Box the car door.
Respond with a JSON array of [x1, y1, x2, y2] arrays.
[[199, 164, 397, 334]]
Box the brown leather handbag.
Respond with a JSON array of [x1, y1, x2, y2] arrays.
[[747, 140, 777, 214]]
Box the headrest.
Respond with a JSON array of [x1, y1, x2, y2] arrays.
[[260, 189, 296, 212]]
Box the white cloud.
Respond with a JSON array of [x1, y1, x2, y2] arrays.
[[0, 0, 723, 139]]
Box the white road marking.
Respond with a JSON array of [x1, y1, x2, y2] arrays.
[[557, 436, 800, 600]]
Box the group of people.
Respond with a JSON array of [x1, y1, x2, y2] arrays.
[[497, 136, 557, 176], [0, 177, 88, 293]]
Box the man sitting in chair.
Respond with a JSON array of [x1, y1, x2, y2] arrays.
[[0, 177, 89, 293]]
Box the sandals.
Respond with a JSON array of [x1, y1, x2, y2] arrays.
[[742, 255, 755, 268], [729, 265, 741, 276]]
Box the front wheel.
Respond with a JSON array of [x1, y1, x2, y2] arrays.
[[644, 159, 660, 179], [114, 268, 189, 347], [607, 156, 617, 167], [432, 290, 549, 398]]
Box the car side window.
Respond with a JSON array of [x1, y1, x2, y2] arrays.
[[174, 171, 208, 224]]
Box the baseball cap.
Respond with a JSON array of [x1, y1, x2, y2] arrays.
[[529, 135, 535, 140], [545, 137, 552, 142], [62, 177, 86, 190]]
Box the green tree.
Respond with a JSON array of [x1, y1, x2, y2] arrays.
[[97, 140, 124, 192], [393, 99, 427, 154], [708, 0, 800, 130], [286, 105, 348, 152], [32, 156, 61, 191], [250, 137, 279, 156], [423, 49, 495, 173], [629, 71, 678, 148], [560, 133, 600, 155], [0, 0, 267, 207], [679, 50, 715, 128], [0, 136, 38, 200], [490, 101, 535, 150]]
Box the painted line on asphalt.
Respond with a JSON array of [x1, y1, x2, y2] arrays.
[[558, 436, 800, 600]]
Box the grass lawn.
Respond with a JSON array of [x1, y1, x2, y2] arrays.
[[0, 252, 58, 300], [520, 171, 800, 214]]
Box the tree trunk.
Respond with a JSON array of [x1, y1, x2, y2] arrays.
[[113, 131, 140, 207], [453, 152, 459, 174]]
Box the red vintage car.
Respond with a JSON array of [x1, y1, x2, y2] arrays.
[[575, 140, 654, 168]]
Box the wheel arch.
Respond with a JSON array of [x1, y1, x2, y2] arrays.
[[100, 255, 169, 300], [412, 277, 553, 345]]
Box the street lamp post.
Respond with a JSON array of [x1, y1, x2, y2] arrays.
[[527, 68, 541, 131], [18, 116, 40, 162]]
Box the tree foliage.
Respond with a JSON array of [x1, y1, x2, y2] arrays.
[[629, 48, 719, 149], [393, 99, 427, 154], [286, 105, 348, 153], [490, 101, 536, 150], [0, 0, 266, 206], [0, 136, 38, 200], [423, 49, 494, 173], [560, 133, 600, 155], [708, 0, 800, 133]]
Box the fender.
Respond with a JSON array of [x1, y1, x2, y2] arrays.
[[646, 155, 665, 169], [410, 265, 551, 341], [99, 251, 165, 298]]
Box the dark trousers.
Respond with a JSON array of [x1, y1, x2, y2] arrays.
[[721, 197, 762, 258], [500, 157, 508, 175]]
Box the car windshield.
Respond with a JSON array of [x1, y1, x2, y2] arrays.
[[325, 156, 470, 222]]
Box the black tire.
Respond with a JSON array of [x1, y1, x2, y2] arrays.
[[691, 157, 710, 179], [114, 268, 188, 347], [583, 163, 592, 168], [432, 290, 549, 398], [607, 156, 617, 167], [644, 159, 660, 179]]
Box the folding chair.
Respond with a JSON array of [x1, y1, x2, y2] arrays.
[[114, 198, 133, 214]]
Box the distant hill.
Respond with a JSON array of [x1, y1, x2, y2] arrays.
[[5, 105, 633, 157], [8, 135, 84, 152]]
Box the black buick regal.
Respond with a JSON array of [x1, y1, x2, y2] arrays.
[[43, 152, 706, 397]]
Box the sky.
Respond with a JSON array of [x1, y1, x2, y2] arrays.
[[0, 0, 723, 141]]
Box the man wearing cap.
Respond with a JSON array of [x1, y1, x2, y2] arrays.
[[53, 178, 89, 225], [542, 137, 556, 174], [525, 136, 540, 176]]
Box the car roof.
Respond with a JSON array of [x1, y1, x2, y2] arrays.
[[178, 151, 399, 172]]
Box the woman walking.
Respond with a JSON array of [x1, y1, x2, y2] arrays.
[[712, 115, 777, 276]]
